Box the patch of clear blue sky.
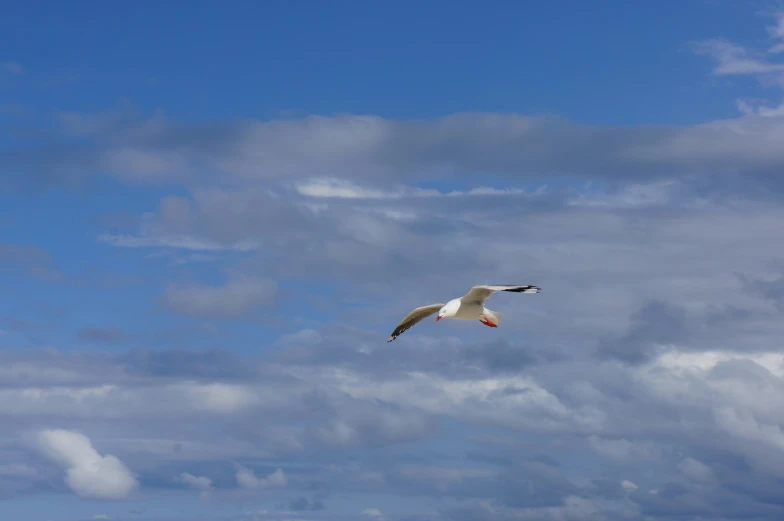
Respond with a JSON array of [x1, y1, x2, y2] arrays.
[[0, 0, 770, 125]]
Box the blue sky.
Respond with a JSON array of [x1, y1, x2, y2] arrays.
[[1, 0, 771, 123], [4, 1, 784, 521]]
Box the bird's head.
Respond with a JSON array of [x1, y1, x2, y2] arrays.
[[436, 300, 459, 321]]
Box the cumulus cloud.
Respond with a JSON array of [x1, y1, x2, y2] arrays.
[[177, 471, 212, 490], [35, 429, 138, 500], [235, 465, 287, 489], [177, 471, 213, 500]]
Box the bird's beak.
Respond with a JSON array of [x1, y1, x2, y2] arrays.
[[436, 315, 442, 322]]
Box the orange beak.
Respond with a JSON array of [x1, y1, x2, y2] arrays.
[[436, 315, 442, 321]]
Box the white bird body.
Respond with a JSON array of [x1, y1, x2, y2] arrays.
[[387, 284, 540, 342], [438, 299, 498, 321]]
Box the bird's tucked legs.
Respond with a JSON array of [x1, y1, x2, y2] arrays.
[[479, 317, 498, 328]]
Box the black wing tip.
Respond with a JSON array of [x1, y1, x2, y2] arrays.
[[501, 285, 541, 293]]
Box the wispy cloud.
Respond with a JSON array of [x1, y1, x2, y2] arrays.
[[2, 61, 23, 74], [0, 242, 63, 281], [694, 12, 784, 114], [767, 12, 784, 53], [160, 273, 277, 320], [8, 105, 784, 200], [295, 177, 532, 200]]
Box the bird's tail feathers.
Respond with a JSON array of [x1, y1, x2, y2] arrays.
[[484, 309, 503, 325]]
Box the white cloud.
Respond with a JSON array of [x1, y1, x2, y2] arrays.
[[0, 381, 266, 418], [767, 12, 784, 53], [177, 471, 213, 500], [621, 480, 638, 492], [180, 382, 260, 414], [736, 99, 784, 117], [694, 12, 784, 111], [36, 429, 138, 500], [360, 508, 385, 520], [236, 465, 287, 489], [331, 370, 602, 432], [713, 407, 784, 453], [177, 472, 212, 490], [295, 177, 531, 200], [678, 457, 714, 482], [297, 178, 392, 199], [694, 39, 784, 76], [98, 232, 259, 252], [92, 516, 109, 520]]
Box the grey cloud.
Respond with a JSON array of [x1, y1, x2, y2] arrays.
[[288, 496, 325, 511], [0, 242, 62, 280], [77, 327, 127, 344], [120, 348, 260, 381], [8, 108, 784, 196], [272, 326, 558, 379], [738, 262, 784, 311], [160, 273, 277, 319], [494, 461, 581, 508], [386, 460, 580, 508], [3, 335, 784, 520], [0, 348, 122, 389], [96, 178, 784, 341], [440, 495, 637, 521], [594, 300, 689, 365]]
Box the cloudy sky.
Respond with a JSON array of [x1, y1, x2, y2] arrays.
[[4, 1, 784, 520]]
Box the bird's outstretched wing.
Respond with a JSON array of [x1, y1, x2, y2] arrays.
[[387, 303, 444, 342], [460, 284, 540, 305]]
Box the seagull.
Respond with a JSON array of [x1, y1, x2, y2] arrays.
[[387, 284, 541, 342]]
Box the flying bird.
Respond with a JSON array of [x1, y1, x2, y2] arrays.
[[387, 284, 540, 342]]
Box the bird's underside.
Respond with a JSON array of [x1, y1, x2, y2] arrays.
[[387, 284, 540, 342]]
